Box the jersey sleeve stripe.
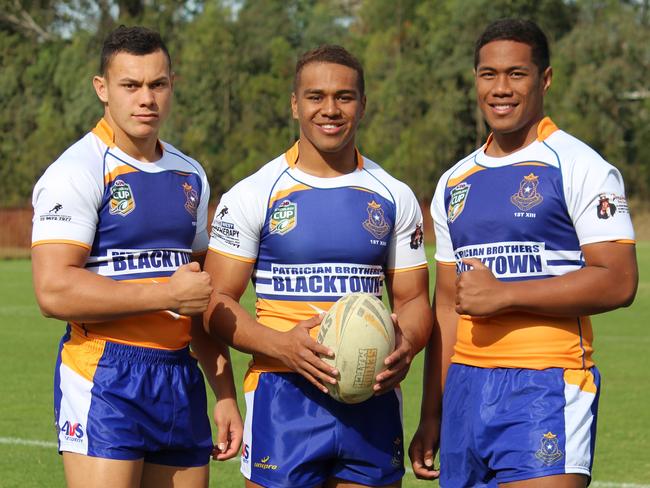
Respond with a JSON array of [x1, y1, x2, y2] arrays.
[[208, 247, 257, 263], [32, 239, 92, 250], [385, 263, 428, 274]]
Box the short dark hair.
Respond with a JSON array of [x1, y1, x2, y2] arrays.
[[294, 45, 365, 96], [474, 19, 550, 72], [100, 25, 171, 75]]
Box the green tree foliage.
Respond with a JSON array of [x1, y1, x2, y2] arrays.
[[0, 0, 648, 206]]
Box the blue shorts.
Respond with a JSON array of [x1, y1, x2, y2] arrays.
[[240, 371, 404, 488], [440, 364, 600, 487], [54, 326, 213, 467]]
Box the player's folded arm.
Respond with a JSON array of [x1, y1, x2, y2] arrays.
[[503, 240, 638, 317]]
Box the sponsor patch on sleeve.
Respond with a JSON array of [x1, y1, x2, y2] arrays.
[[596, 193, 628, 220]]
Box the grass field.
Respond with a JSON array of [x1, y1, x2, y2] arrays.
[[0, 244, 648, 487]]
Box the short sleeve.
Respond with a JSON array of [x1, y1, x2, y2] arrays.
[[208, 183, 264, 262], [32, 156, 103, 248], [386, 185, 428, 271], [564, 154, 635, 245], [431, 175, 455, 263], [191, 168, 210, 253]]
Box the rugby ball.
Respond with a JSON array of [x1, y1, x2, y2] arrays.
[[317, 293, 395, 404]]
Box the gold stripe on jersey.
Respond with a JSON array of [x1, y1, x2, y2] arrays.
[[513, 162, 551, 167], [452, 312, 593, 370], [447, 166, 487, 188], [208, 247, 257, 263], [386, 263, 429, 274], [32, 239, 92, 250], [104, 165, 139, 185], [268, 183, 311, 208]]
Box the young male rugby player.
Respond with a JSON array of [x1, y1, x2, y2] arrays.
[[409, 18, 638, 488], [31, 26, 242, 487], [203, 45, 433, 488]]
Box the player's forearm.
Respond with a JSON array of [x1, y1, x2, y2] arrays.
[[205, 292, 285, 357], [192, 318, 238, 401], [394, 294, 433, 354], [33, 264, 174, 321], [501, 265, 637, 317]]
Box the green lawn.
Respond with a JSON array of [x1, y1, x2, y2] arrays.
[[0, 244, 648, 487]]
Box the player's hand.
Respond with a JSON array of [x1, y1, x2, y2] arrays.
[[167, 262, 213, 315], [408, 417, 441, 480], [211, 397, 243, 461], [455, 258, 507, 316], [272, 314, 338, 393], [373, 314, 413, 395]]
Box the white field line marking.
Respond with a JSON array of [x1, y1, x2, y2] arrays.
[[1, 437, 648, 486], [0, 437, 57, 448]]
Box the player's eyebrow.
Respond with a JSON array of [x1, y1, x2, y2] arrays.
[[303, 88, 359, 96], [477, 65, 532, 73]]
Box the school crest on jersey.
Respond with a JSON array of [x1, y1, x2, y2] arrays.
[[448, 182, 471, 223], [182, 182, 198, 217], [363, 200, 390, 239], [109, 179, 135, 216], [511, 173, 543, 211], [270, 200, 297, 235], [534, 431, 563, 465]]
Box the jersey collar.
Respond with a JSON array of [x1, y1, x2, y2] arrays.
[[91, 118, 165, 153], [484, 116, 559, 150], [284, 141, 364, 170]]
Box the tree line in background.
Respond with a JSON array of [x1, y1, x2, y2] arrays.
[[1, 0, 649, 206]]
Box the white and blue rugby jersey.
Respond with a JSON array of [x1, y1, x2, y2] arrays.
[[431, 117, 635, 370], [209, 142, 427, 371], [32, 119, 210, 349]]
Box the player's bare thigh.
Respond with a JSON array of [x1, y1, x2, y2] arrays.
[[500, 473, 588, 488], [141, 462, 209, 488], [246, 479, 401, 488], [63, 452, 143, 488], [63, 452, 209, 488]]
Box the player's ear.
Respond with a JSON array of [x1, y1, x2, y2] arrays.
[[170, 71, 176, 91], [542, 66, 552, 94], [93, 75, 108, 103], [291, 92, 299, 120], [359, 94, 366, 119]]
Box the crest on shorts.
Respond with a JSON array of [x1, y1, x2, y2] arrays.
[[448, 182, 471, 223], [270, 200, 297, 235], [363, 200, 390, 239], [183, 182, 198, 218], [109, 179, 135, 216], [511, 173, 543, 211], [535, 431, 564, 465]]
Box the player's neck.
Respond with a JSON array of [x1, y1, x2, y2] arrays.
[[104, 113, 162, 162], [295, 139, 358, 177], [485, 116, 543, 158]]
